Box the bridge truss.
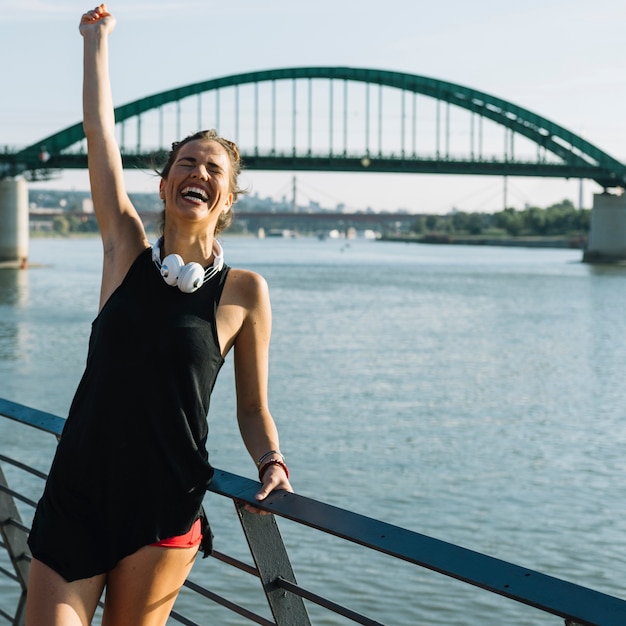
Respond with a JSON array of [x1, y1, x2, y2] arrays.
[[2, 67, 625, 189]]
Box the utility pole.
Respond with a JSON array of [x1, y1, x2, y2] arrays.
[[503, 176, 508, 210], [579, 178, 583, 209]]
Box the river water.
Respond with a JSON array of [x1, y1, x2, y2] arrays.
[[1, 235, 626, 625]]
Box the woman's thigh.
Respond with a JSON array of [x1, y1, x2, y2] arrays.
[[26, 558, 106, 626], [102, 544, 199, 626]]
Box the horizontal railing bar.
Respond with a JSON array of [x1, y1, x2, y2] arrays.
[[0, 484, 38, 508], [192, 552, 287, 622], [0, 565, 19, 583], [183, 579, 275, 625], [210, 549, 260, 577], [0, 398, 65, 436], [0, 517, 30, 536], [0, 454, 48, 481], [192, 553, 369, 624], [276, 577, 384, 626], [209, 469, 626, 626], [168, 609, 200, 626], [0, 607, 14, 622]]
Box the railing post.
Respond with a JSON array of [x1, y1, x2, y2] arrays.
[[0, 465, 30, 626], [235, 501, 311, 625]]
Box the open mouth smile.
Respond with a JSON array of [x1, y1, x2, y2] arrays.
[[181, 186, 209, 204]]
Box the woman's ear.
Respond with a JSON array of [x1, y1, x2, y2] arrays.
[[159, 178, 166, 200]]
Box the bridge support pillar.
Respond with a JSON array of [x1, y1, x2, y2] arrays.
[[0, 178, 28, 267], [583, 191, 626, 263]]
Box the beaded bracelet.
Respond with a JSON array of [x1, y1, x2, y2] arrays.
[[256, 450, 285, 468], [258, 458, 290, 481]]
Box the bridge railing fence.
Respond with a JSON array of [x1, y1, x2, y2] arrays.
[[1, 397, 625, 626]]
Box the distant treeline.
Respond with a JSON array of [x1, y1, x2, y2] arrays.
[[408, 200, 589, 238]]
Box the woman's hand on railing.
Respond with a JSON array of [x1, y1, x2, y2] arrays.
[[244, 464, 293, 515]]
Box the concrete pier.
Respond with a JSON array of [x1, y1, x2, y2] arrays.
[[0, 178, 28, 267], [583, 191, 626, 263]]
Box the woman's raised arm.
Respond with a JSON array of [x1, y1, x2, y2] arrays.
[[79, 5, 148, 307]]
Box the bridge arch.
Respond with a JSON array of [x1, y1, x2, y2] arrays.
[[14, 67, 626, 189]]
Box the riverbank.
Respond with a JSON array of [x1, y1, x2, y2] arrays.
[[380, 233, 587, 249]]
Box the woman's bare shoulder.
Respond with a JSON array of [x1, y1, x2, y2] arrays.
[[217, 268, 271, 354], [223, 267, 270, 305]]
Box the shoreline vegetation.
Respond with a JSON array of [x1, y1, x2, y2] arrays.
[[380, 233, 586, 249]]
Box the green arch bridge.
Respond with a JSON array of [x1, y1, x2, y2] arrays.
[[1, 66, 625, 190]]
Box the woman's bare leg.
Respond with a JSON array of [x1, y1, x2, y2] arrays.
[[101, 544, 199, 626], [26, 558, 105, 626]]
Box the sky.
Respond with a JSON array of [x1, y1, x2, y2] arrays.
[[3, 0, 626, 214]]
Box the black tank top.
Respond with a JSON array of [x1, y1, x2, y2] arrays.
[[28, 246, 229, 581]]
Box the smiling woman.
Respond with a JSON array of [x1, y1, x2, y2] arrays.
[[24, 5, 293, 626], [153, 128, 248, 239]]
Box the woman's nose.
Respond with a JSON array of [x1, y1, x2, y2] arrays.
[[192, 164, 209, 179]]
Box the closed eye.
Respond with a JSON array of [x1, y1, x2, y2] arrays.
[[175, 157, 195, 168], [176, 156, 223, 174]]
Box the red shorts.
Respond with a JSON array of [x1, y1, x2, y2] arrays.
[[150, 518, 203, 548]]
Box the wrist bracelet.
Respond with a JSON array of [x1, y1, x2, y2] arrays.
[[256, 450, 284, 468], [258, 458, 290, 481]]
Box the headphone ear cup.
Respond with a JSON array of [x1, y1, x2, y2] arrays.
[[177, 262, 205, 293], [161, 254, 184, 286]]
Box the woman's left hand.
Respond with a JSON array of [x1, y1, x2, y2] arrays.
[[244, 465, 293, 515]]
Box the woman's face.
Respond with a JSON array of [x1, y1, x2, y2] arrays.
[[159, 139, 233, 230]]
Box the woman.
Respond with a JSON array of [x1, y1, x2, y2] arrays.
[[25, 4, 292, 624]]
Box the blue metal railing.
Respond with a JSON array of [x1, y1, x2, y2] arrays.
[[1, 397, 626, 625]]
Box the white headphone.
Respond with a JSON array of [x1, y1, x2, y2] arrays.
[[152, 238, 224, 293]]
